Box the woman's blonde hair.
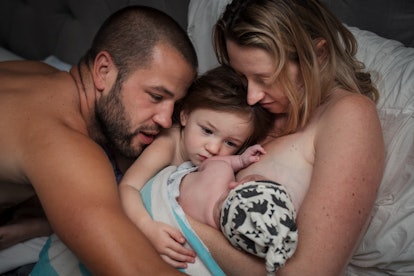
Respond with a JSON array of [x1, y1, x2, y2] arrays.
[[214, 0, 378, 135]]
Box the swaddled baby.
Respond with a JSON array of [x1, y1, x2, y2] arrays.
[[220, 180, 298, 275]]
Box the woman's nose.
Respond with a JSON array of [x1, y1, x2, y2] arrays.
[[247, 83, 264, 105]]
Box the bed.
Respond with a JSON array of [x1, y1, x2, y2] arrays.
[[1, 0, 413, 275]]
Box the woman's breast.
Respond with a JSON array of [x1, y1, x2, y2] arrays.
[[236, 132, 314, 211]]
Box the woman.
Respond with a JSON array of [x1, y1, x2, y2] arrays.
[[190, 0, 385, 275]]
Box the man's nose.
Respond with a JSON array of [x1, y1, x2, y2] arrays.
[[153, 107, 173, 129]]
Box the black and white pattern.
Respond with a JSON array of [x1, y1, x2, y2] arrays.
[[220, 180, 298, 274]]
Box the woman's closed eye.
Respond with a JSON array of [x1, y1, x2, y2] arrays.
[[255, 76, 272, 87]]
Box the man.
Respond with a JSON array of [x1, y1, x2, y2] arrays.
[[0, 6, 197, 275]]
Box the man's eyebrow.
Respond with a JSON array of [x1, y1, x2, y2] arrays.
[[153, 86, 175, 98]]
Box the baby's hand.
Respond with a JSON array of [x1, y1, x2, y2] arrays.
[[240, 144, 266, 167], [142, 220, 196, 268]]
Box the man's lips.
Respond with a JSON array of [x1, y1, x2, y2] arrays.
[[138, 131, 157, 145]]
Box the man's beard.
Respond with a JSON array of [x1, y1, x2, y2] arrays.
[[95, 80, 143, 159]]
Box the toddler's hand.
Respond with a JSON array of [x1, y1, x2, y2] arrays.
[[142, 220, 196, 268]]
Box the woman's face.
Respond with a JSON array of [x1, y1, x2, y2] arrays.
[[226, 40, 302, 115]]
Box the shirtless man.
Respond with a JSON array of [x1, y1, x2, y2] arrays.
[[0, 6, 197, 275]]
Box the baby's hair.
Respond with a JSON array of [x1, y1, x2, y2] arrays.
[[175, 65, 274, 148]]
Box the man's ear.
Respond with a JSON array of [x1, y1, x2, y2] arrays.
[[180, 110, 189, 127], [315, 39, 328, 65], [93, 51, 117, 91]]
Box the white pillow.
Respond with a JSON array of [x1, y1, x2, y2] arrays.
[[346, 26, 414, 275], [43, 55, 71, 72], [187, 0, 231, 74]]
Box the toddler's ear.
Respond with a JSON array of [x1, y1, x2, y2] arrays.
[[180, 110, 189, 126]]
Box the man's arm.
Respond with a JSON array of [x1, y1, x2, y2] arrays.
[[24, 127, 182, 275], [189, 217, 266, 276]]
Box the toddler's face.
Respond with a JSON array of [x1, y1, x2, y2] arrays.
[[180, 108, 254, 165]]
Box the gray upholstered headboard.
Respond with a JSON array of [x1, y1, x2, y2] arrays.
[[0, 0, 189, 65], [321, 0, 414, 48], [0, 0, 413, 66]]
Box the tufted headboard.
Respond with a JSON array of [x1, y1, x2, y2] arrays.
[[0, 0, 189, 65], [321, 0, 414, 48], [1, 0, 413, 67]]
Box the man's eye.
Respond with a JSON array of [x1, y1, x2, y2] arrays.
[[149, 93, 163, 102]]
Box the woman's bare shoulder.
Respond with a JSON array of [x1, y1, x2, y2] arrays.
[[324, 89, 377, 115], [316, 89, 380, 134]]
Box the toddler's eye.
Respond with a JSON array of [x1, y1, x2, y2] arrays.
[[225, 140, 238, 148], [201, 127, 213, 135]]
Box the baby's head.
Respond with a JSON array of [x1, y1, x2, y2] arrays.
[[220, 180, 298, 274], [176, 65, 274, 151]]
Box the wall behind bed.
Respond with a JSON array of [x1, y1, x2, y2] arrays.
[[0, 0, 189, 65]]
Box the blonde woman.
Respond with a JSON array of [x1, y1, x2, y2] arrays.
[[190, 0, 385, 275]]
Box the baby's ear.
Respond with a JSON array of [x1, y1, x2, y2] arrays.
[[180, 110, 189, 126], [315, 39, 328, 65]]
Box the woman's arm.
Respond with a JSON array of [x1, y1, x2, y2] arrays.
[[278, 94, 384, 275]]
